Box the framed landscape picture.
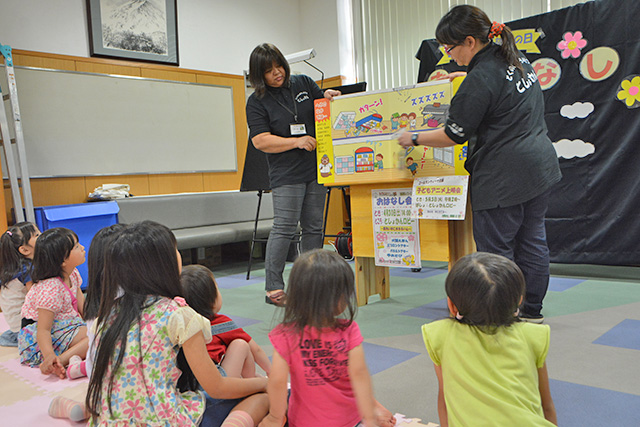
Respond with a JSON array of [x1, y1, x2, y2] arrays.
[[87, 0, 178, 65]]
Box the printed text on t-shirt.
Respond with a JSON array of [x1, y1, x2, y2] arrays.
[[300, 337, 349, 386], [505, 65, 539, 93]]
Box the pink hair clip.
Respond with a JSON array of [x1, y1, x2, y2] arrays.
[[5, 231, 12, 236]]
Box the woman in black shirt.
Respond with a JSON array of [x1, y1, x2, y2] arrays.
[[398, 5, 561, 323], [246, 43, 340, 306]]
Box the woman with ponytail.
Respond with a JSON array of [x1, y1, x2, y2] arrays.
[[398, 5, 561, 323]]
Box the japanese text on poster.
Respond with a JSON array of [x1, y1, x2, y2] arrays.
[[372, 189, 421, 268], [411, 175, 469, 220]]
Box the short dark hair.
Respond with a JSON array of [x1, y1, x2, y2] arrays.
[[32, 227, 78, 283], [283, 249, 356, 332], [436, 5, 524, 73], [445, 252, 525, 333], [84, 224, 127, 321], [181, 264, 218, 321], [248, 43, 290, 98]]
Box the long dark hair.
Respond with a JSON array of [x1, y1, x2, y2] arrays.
[[436, 5, 524, 73], [31, 228, 78, 283], [445, 252, 525, 334], [180, 264, 218, 321], [248, 43, 290, 98], [0, 222, 38, 286], [282, 249, 356, 332], [86, 221, 187, 421], [83, 224, 126, 321]]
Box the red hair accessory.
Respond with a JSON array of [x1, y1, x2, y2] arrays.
[[488, 21, 505, 39]]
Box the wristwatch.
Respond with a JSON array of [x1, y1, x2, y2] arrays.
[[411, 133, 419, 146]]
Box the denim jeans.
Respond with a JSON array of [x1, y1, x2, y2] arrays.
[[265, 181, 326, 292], [199, 392, 243, 427], [472, 190, 551, 316]]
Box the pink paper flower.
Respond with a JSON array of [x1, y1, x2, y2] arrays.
[[557, 31, 587, 59]]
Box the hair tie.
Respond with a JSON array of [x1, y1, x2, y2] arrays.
[[455, 312, 464, 320], [5, 231, 12, 236], [488, 21, 505, 39]]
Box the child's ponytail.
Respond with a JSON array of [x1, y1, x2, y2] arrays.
[[0, 222, 37, 287]]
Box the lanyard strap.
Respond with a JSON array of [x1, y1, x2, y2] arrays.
[[268, 88, 298, 122]]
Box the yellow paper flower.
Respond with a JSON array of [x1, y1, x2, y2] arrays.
[[617, 75, 640, 107]]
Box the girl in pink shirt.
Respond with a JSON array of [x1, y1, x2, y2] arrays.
[[19, 227, 88, 378], [260, 250, 395, 427]]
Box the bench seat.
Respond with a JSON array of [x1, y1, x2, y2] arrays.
[[172, 220, 273, 250], [115, 190, 273, 250]]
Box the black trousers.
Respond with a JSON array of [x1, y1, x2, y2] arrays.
[[472, 190, 551, 316]]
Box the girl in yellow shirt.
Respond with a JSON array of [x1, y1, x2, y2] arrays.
[[422, 252, 557, 426]]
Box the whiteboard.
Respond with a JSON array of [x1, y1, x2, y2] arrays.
[[1, 66, 237, 177]]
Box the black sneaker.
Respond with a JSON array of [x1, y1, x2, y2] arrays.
[[519, 313, 544, 324]]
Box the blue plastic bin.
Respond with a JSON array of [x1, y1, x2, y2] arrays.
[[34, 201, 119, 290]]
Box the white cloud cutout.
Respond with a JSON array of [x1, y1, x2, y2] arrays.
[[553, 139, 595, 159], [560, 102, 594, 119]]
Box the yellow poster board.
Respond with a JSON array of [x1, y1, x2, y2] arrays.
[[314, 79, 468, 185]]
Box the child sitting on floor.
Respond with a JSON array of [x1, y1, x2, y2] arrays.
[[422, 252, 557, 426], [260, 249, 395, 427], [18, 227, 88, 379], [86, 221, 268, 426], [181, 264, 271, 378], [48, 224, 127, 423], [0, 222, 40, 347]]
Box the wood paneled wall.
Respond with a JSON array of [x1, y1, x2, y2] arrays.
[[1, 50, 348, 240]]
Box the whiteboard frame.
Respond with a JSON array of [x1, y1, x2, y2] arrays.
[[1, 65, 238, 178]]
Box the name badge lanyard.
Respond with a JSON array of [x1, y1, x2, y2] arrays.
[[269, 88, 298, 122], [269, 89, 307, 136]]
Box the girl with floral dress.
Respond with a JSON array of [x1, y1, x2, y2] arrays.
[[86, 221, 268, 427], [19, 227, 88, 378]]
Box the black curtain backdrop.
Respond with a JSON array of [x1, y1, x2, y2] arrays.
[[506, 0, 640, 265], [415, 39, 467, 82]]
